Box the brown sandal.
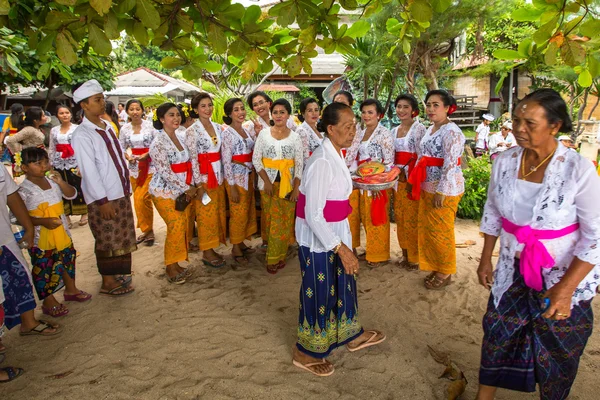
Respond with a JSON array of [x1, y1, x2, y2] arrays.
[[424, 274, 452, 290], [405, 263, 419, 271]]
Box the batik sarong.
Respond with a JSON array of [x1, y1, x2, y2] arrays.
[[131, 175, 154, 234], [225, 174, 257, 245], [260, 182, 295, 265], [479, 261, 593, 399], [404, 193, 420, 264], [297, 246, 363, 357], [28, 244, 76, 300], [417, 190, 461, 274], [57, 168, 87, 215], [194, 185, 227, 251], [349, 189, 391, 263], [87, 196, 137, 275], [152, 196, 190, 265], [0, 245, 36, 330]]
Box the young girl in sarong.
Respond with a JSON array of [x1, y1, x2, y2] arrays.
[[19, 147, 91, 317]]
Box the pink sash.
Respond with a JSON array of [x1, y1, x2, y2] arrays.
[[501, 218, 579, 291], [296, 193, 352, 223]]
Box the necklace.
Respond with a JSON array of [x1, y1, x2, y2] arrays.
[[521, 148, 556, 180]]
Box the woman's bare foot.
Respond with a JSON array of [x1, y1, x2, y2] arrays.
[[292, 347, 334, 376]]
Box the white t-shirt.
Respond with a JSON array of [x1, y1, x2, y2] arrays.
[[0, 166, 19, 247]]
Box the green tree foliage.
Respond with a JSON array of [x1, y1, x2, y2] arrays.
[[457, 155, 492, 220], [114, 38, 180, 74]]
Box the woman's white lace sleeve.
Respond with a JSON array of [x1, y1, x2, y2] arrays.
[[480, 162, 502, 236], [573, 161, 600, 265]]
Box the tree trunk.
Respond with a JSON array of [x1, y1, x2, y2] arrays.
[[384, 61, 403, 116], [406, 49, 419, 94], [575, 88, 589, 138], [474, 15, 485, 59], [363, 75, 368, 100], [587, 95, 600, 120], [419, 49, 439, 91]]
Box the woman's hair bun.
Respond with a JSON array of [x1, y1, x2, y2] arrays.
[[269, 119, 275, 127], [223, 116, 233, 125], [153, 120, 164, 130]]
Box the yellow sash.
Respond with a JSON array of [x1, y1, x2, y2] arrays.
[[262, 158, 295, 198], [29, 202, 72, 251]]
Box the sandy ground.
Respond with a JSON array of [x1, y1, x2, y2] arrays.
[[2, 216, 599, 400]]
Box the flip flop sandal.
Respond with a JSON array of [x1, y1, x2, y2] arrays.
[[99, 284, 135, 297], [167, 270, 187, 285], [266, 264, 279, 274], [346, 330, 387, 352], [202, 258, 227, 268], [116, 275, 133, 287], [64, 290, 92, 302], [277, 260, 286, 270], [136, 234, 148, 245], [405, 263, 419, 272], [78, 218, 88, 226], [424, 275, 452, 290], [0, 367, 24, 383], [144, 234, 155, 247], [188, 243, 200, 253], [292, 359, 334, 377], [42, 304, 69, 318], [424, 272, 436, 283], [233, 255, 249, 266], [19, 320, 61, 337]]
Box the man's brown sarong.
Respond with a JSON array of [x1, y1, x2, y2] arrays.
[[87, 197, 137, 275]]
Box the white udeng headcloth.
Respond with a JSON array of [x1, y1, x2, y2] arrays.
[[73, 79, 104, 104]]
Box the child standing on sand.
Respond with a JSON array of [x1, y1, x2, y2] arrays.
[[19, 147, 91, 317]]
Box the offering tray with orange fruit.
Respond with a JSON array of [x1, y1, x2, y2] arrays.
[[351, 161, 401, 191]]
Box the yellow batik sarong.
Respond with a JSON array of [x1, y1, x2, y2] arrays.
[[349, 188, 391, 263], [417, 190, 462, 274], [152, 196, 190, 265], [131, 175, 154, 234], [226, 174, 257, 245], [261, 182, 295, 265], [262, 158, 294, 199], [195, 185, 227, 251], [29, 202, 72, 251], [394, 182, 420, 264]]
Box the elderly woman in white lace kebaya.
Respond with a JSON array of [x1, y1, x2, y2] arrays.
[[476, 89, 600, 400]]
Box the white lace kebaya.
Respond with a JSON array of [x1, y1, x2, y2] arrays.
[[345, 123, 394, 173], [480, 143, 600, 307], [296, 121, 324, 162], [252, 128, 304, 191], [221, 125, 255, 191]]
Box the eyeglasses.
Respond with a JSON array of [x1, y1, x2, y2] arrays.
[[252, 100, 267, 108]]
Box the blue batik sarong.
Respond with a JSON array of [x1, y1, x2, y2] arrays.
[[0, 245, 36, 329], [479, 260, 593, 400], [296, 246, 363, 358]]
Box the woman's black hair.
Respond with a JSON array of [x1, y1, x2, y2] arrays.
[[223, 97, 244, 125], [269, 98, 292, 126], [360, 98, 384, 115], [298, 97, 319, 123], [247, 91, 272, 111], [153, 102, 179, 130], [19, 106, 44, 130], [9, 103, 24, 128], [425, 90, 456, 108], [333, 90, 353, 105], [394, 94, 419, 111], [176, 104, 188, 125], [125, 99, 144, 115], [519, 88, 573, 133], [189, 92, 212, 118], [316, 103, 352, 134], [105, 101, 121, 130], [21, 146, 49, 165]]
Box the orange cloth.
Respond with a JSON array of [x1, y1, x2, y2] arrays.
[[194, 185, 227, 251], [152, 195, 189, 265], [349, 188, 391, 263], [226, 174, 257, 244], [394, 181, 419, 264], [131, 174, 154, 234], [417, 190, 461, 274]]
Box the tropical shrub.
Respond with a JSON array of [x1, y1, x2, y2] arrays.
[[457, 155, 492, 220]]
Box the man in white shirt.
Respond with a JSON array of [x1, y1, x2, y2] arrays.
[[117, 103, 128, 124], [475, 113, 494, 157], [71, 80, 137, 297], [488, 121, 516, 161]]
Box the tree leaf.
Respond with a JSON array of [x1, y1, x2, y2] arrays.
[[56, 32, 77, 66], [544, 42, 559, 66], [55, 0, 77, 5], [176, 12, 194, 33], [201, 60, 222, 73], [578, 69, 592, 87], [346, 19, 370, 39], [287, 54, 303, 76], [208, 24, 227, 54], [135, 0, 160, 30], [518, 38, 533, 57], [161, 56, 186, 69], [89, 23, 112, 55], [588, 54, 600, 78], [402, 37, 411, 54], [431, 0, 452, 13], [36, 63, 51, 80], [579, 18, 600, 39], [37, 32, 57, 57], [133, 21, 149, 46], [182, 63, 204, 81], [104, 11, 119, 39], [0, 0, 9, 15], [533, 17, 558, 45], [386, 18, 402, 34], [560, 39, 585, 66], [493, 49, 522, 60], [229, 39, 250, 57], [117, 0, 136, 13], [90, 0, 111, 16], [173, 36, 194, 50], [243, 5, 261, 25], [409, 1, 432, 23], [339, 0, 358, 9], [512, 7, 545, 22]]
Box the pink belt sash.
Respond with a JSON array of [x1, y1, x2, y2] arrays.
[[296, 192, 352, 223], [501, 218, 579, 291]]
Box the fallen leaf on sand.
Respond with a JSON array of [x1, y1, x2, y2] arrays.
[[455, 240, 477, 248], [446, 373, 467, 400], [46, 370, 74, 379], [439, 362, 463, 380], [427, 345, 451, 365]]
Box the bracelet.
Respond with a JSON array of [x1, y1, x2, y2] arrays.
[[333, 242, 342, 254]]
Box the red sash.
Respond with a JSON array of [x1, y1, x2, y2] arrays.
[[131, 148, 151, 186], [407, 156, 461, 200], [197, 152, 221, 189], [171, 161, 193, 185], [394, 151, 417, 176], [342, 149, 347, 158], [55, 143, 74, 159], [371, 190, 389, 226], [232, 152, 253, 163]]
